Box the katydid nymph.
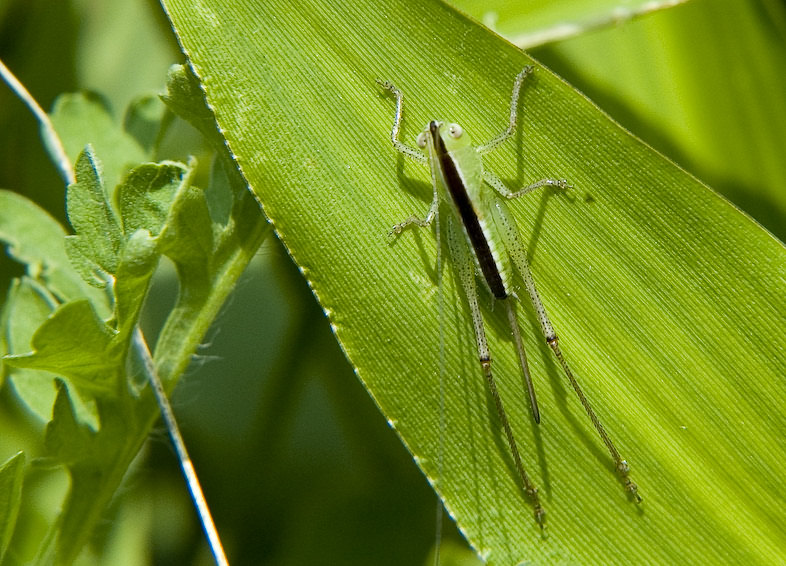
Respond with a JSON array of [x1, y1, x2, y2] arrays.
[[377, 66, 641, 527]]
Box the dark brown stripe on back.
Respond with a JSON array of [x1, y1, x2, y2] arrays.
[[432, 122, 506, 299]]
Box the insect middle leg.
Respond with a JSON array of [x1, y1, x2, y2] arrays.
[[483, 170, 570, 200], [446, 215, 545, 526], [389, 195, 439, 236]]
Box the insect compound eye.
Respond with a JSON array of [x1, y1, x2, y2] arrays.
[[448, 123, 463, 139], [416, 131, 427, 148]]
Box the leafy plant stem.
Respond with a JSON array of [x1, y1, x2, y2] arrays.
[[51, 200, 269, 564], [2, 58, 271, 562]]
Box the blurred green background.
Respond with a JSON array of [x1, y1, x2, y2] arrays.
[[0, 0, 784, 564]]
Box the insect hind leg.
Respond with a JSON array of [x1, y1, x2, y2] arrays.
[[446, 215, 545, 526], [490, 196, 641, 503], [389, 193, 439, 237]]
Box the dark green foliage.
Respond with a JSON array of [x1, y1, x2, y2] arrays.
[[0, 64, 269, 564]]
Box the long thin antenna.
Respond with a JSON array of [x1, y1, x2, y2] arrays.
[[434, 203, 445, 566], [134, 328, 230, 566], [0, 57, 74, 185]]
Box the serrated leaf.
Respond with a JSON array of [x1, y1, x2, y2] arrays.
[[161, 1, 786, 565], [4, 300, 120, 396], [65, 148, 124, 286], [158, 183, 214, 271], [116, 157, 214, 316], [113, 229, 159, 341], [62, 237, 105, 289], [0, 451, 24, 562], [114, 158, 212, 344], [117, 161, 192, 237], [29, 76, 270, 564], [160, 64, 225, 148], [5, 47, 268, 564]]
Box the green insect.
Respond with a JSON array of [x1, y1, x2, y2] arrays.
[[377, 66, 641, 527]]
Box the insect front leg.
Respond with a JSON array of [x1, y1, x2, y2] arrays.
[[376, 79, 427, 164], [446, 215, 545, 527], [477, 66, 534, 155], [483, 170, 570, 201], [490, 199, 642, 503]]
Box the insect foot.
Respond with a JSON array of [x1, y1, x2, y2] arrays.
[[529, 488, 547, 530], [616, 460, 642, 503]]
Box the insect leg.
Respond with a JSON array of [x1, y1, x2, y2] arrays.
[[502, 297, 540, 424], [483, 170, 570, 200], [446, 215, 545, 526], [389, 185, 439, 236], [477, 66, 534, 155], [376, 79, 427, 163], [491, 199, 642, 503], [377, 80, 437, 237]]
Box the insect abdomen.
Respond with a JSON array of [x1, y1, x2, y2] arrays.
[[437, 141, 507, 299]]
